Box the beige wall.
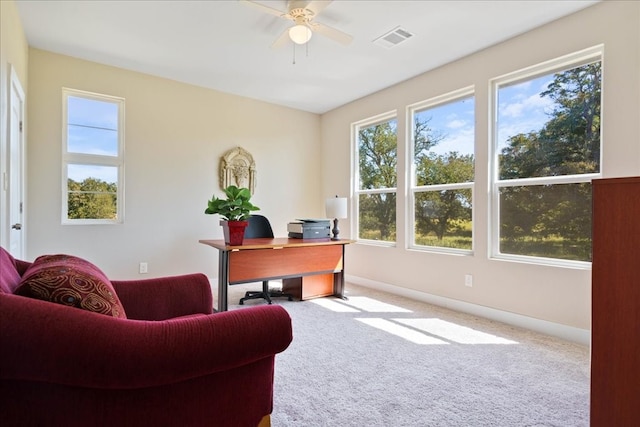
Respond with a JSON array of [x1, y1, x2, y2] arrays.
[[26, 49, 322, 279], [321, 0, 640, 332], [0, 0, 29, 250]]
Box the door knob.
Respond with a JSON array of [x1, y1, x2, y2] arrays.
[[11, 223, 22, 230]]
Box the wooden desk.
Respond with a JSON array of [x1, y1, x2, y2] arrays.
[[199, 238, 354, 312]]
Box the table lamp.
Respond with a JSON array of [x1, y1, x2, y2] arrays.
[[325, 195, 348, 240]]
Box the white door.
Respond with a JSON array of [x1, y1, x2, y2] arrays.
[[8, 67, 25, 258]]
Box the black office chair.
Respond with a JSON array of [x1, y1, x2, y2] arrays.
[[239, 215, 294, 305]]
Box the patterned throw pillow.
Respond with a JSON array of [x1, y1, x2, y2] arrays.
[[15, 254, 127, 318]]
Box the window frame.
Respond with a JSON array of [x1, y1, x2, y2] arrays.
[[489, 45, 603, 267], [352, 110, 398, 246], [62, 88, 125, 225], [407, 87, 476, 255]]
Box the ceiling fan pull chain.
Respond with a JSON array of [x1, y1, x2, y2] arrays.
[[292, 43, 296, 65]]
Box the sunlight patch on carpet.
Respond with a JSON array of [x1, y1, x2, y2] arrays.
[[309, 298, 360, 312], [395, 318, 519, 344], [335, 296, 412, 313], [356, 318, 449, 344]]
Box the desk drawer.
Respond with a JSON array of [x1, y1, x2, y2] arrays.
[[283, 274, 335, 300], [228, 245, 343, 283]]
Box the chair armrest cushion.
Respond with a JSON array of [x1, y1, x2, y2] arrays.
[[111, 273, 213, 319], [0, 294, 292, 389]]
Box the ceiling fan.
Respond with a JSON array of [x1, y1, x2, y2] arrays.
[[244, 0, 353, 48]]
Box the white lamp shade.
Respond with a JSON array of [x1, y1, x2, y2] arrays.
[[326, 197, 348, 219], [289, 24, 312, 45]]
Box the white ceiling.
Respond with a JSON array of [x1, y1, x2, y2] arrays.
[[15, 0, 599, 114]]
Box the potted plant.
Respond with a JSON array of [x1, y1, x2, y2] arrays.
[[205, 185, 260, 245]]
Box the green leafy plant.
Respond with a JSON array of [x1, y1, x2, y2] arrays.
[[204, 185, 259, 221]]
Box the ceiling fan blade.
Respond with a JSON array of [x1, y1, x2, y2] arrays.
[[243, 0, 289, 18], [270, 28, 292, 49], [305, 1, 333, 16], [309, 22, 353, 45]]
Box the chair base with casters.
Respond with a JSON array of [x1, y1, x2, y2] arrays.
[[239, 280, 294, 305], [239, 215, 295, 305]]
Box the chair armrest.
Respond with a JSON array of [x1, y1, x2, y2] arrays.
[[111, 273, 213, 320], [0, 294, 292, 389]]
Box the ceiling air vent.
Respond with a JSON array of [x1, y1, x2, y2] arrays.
[[373, 26, 414, 48]]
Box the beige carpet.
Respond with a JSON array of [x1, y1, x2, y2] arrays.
[[227, 281, 590, 426]]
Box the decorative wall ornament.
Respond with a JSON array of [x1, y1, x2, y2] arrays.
[[220, 147, 256, 194]]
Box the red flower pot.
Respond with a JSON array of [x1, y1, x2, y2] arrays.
[[220, 220, 249, 245]]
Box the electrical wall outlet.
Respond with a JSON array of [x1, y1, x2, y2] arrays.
[[464, 274, 473, 287], [139, 262, 148, 274]]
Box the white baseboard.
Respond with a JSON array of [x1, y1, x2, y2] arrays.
[[345, 275, 591, 347]]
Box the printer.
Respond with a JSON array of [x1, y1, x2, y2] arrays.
[[288, 219, 331, 239]]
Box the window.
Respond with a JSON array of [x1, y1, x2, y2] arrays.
[[491, 47, 602, 264], [409, 89, 475, 252], [62, 88, 124, 224], [354, 113, 397, 243]]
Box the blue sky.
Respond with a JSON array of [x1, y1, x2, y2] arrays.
[[416, 74, 554, 157], [68, 73, 554, 185], [67, 96, 119, 184], [496, 75, 554, 150], [67, 164, 117, 184], [415, 96, 475, 156], [67, 96, 118, 156]]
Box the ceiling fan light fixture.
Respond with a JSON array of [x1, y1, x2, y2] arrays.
[[289, 24, 312, 44]]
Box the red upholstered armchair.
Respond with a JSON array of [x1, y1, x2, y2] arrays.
[[0, 248, 292, 427]]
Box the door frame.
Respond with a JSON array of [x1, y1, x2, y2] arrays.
[[2, 64, 26, 258]]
